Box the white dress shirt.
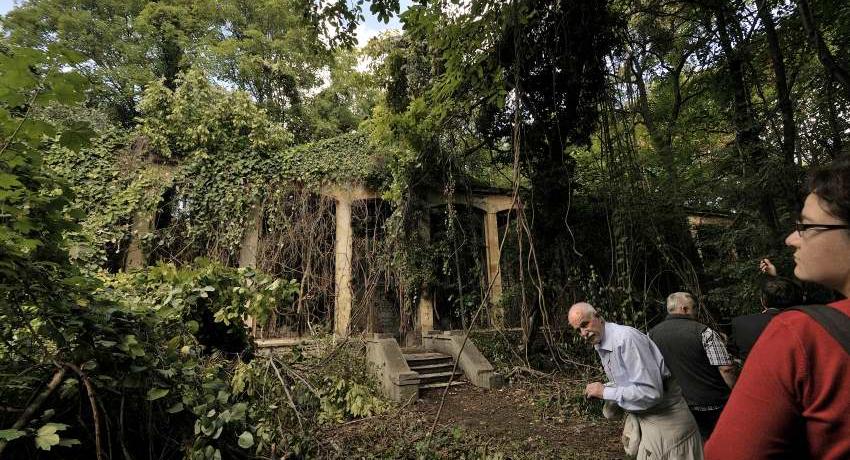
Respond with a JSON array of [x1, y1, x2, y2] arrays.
[[596, 321, 670, 411]]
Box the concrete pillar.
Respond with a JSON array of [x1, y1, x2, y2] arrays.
[[483, 210, 504, 327], [417, 210, 434, 336], [238, 204, 262, 269], [122, 165, 176, 272], [418, 290, 434, 334], [124, 212, 153, 271], [334, 195, 353, 337], [239, 204, 263, 332]]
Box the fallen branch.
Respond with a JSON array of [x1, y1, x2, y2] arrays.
[[268, 358, 304, 433], [506, 366, 552, 380]]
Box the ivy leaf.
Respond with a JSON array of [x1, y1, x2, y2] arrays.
[[146, 387, 169, 401], [35, 423, 68, 451], [166, 402, 184, 413], [237, 431, 254, 449], [0, 429, 25, 441], [18, 119, 57, 145], [0, 173, 23, 190], [35, 433, 60, 451], [59, 121, 95, 150], [45, 72, 88, 105]]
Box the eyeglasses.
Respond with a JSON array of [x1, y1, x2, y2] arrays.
[[795, 222, 850, 237]]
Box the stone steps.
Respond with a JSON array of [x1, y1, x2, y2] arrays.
[[419, 380, 466, 390], [406, 362, 456, 373], [403, 351, 466, 390]]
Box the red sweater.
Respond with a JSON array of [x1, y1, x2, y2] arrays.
[[705, 299, 850, 459]]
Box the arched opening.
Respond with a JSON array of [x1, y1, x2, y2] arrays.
[[429, 202, 488, 331], [254, 188, 337, 338], [350, 198, 399, 335]]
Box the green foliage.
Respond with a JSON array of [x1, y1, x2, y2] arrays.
[[0, 44, 94, 365], [296, 48, 383, 142], [2, 250, 386, 457], [113, 260, 298, 342], [2, 0, 185, 123], [2, 0, 395, 127], [132, 71, 394, 261], [43, 127, 170, 268], [202, 0, 330, 129], [138, 70, 293, 160], [317, 375, 388, 423]]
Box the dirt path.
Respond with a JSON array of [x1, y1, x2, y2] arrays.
[[319, 379, 626, 459], [415, 384, 625, 458]]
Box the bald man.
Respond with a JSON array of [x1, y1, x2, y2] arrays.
[[649, 292, 737, 441], [568, 302, 703, 460]]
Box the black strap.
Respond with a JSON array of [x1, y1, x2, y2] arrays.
[[789, 305, 850, 355]]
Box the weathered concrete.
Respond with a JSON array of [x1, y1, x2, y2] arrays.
[[239, 203, 263, 332], [238, 204, 262, 269], [334, 197, 352, 337], [321, 184, 381, 338], [422, 330, 505, 389], [413, 211, 433, 344], [123, 165, 176, 272], [418, 290, 434, 337], [366, 334, 420, 402], [483, 210, 503, 326], [124, 212, 153, 271]]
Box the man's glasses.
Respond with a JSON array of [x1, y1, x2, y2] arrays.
[[795, 222, 850, 237]]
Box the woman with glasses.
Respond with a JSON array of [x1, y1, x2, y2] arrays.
[[706, 158, 850, 459]]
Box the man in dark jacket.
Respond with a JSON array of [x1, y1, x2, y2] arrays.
[[649, 292, 737, 441], [729, 264, 803, 361]]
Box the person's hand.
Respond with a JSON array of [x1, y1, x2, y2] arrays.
[[759, 258, 777, 277], [585, 382, 605, 399]]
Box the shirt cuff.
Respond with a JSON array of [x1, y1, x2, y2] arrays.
[[602, 386, 618, 402]]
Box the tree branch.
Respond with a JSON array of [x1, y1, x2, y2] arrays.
[[0, 366, 66, 456]]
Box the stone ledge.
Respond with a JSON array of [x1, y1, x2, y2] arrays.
[[366, 334, 420, 402], [422, 331, 504, 390]]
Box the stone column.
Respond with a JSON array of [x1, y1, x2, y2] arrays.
[[124, 212, 153, 271], [334, 195, 353, 338], [417, 211, 434, 335], [238, 204, 262, 269], [238, 204, 263, 332], [483, 210, 504, 327]]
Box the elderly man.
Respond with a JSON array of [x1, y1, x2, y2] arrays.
[[568, 302, 703, 459], [649, 292, 737, 441]]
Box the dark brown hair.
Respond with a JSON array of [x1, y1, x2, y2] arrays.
[[807, 156, 850, 224], [760, 276, 803, 309]]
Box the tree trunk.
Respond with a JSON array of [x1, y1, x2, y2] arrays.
[[714, 4, 780, 234], [756, 0, 796, 167], [824, 74, 844, 158], [630, 55, 680, 196], [796, 0, 850, 99]]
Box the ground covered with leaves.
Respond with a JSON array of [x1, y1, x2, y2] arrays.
[[313, 375, 624, 459]]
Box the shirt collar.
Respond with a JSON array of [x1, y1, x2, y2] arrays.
[[595, 322, 614, 352]]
